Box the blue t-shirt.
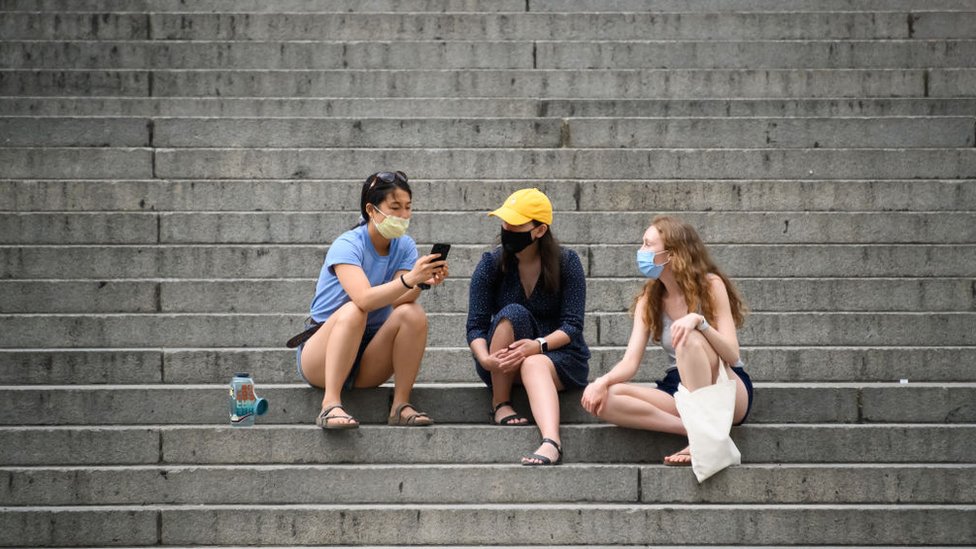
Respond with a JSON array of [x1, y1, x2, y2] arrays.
[[309, 224, 418, 329]]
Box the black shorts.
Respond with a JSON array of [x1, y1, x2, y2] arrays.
[[655, 365, 755, 425]]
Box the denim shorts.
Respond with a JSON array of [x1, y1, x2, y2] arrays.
[[655, 365, 754, 425], [296, 324, 380, 390]]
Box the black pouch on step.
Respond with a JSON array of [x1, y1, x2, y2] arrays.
[[286, 319, 323, 348]]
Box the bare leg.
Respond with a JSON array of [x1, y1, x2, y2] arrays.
[[355, 302, 431, 422], [299, 302, 367, 426], [596, 383, 686, 436], [487, 318, 528, 425], [519, 355, 564, 464], [665, 330, 721, 464]]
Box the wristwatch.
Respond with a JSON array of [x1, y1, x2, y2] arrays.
[[535, 337, 549, 353], [697, 316, 710, 332]]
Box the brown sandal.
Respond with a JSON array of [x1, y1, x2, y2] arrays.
[[315, 404, 359, 430], [387, 403, 434, 426]]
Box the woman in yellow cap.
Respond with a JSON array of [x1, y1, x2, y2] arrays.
[[466, 188, 590, 465]]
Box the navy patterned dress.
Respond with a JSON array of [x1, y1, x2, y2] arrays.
[[466, 247, 590, 388]]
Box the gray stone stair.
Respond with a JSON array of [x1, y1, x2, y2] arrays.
[[2, 0, 974, 546], [2, 382, 974, 425]]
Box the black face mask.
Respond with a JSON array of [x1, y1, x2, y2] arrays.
[[501, 227, 535, 254]]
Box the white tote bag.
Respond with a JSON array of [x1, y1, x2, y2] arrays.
[[674, 361, 741, 482]]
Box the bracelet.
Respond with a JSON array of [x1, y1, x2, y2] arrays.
[[400, 274, 414, 289]]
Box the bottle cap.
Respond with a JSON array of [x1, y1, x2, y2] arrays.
[[234, 372, 250, 378], [256, 398, 269, 416]]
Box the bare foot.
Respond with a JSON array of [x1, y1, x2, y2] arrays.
[[663, 446, 692, 466]]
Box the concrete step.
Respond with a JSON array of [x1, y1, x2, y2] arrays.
[[537, 40, 976, 69], [4, 97, 976, 117], [10, 69, 971, 98], [2, 503, 975, 546], [3, 244, 973, 279], [0, 147, 151, 179], [8, 11, 953, 42], [2, 278, 972, 314], [2, 464, 973, 506], [5, 116, 966, 149], [1, 312, 973, 347], [11, 147, 976, 179], [532, 0, 976, 11], [0, 69, 148, 96], [0, 0, 526, 11], [4, 179, 973, 213], [5, 211, 973, 245], [4, 12, 967, 42], [3, 382, 974, 425], [3, 424, 974, 465], [147, 148, 976, 180], [145, 69, 958, 98], [3, 0, 975, 12], [7, 40, 976, 70], [4, 346, 974, 385], [140, 12, 975, 41]]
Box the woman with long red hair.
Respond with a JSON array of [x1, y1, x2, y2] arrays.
[[581, 215, 754, 465]]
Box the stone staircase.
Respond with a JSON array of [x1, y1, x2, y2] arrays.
[[1, 0, 975, 546]]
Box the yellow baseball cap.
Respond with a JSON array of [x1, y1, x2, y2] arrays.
[[489, 188, 553, 226]]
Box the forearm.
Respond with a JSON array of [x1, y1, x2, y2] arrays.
[[539, 329, 570, 351], [700, 318, 740, 365], [356, 274, 418, 312], [596, 356, 640, 386], [469, 338, 490, 363]]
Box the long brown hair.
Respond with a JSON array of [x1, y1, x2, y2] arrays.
[[499, 221, 562, 294], [632, 215, 748, 343]]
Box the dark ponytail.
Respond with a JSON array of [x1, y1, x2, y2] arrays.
[[354, 170, 411, 229]]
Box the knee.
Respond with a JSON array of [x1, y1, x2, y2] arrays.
[[675, 330, 708, 357], [334, 301, 367, 327], [519, 355, 551, 382], [497, 303, 532, 323], [393, 302, 428, 329]]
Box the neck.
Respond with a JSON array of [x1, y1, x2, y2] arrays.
[[515, 241, 540, 263], [659, 268, 679, 296], [366, 220, 391, 255]]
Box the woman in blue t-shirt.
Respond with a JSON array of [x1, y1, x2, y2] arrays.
[[466, 188, 590, 466], [296, 171, 448, 429]]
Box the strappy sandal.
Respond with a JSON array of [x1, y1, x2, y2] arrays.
[[520, 437, 563, 466], [315, 404, 359, 430], [489, 400, 528, 426], [387, 402, 434, 427]]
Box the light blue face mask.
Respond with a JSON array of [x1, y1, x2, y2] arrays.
[[637, 250, 669, 279]]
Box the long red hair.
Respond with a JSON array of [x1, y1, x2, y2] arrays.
[[632, 215, 748, 343]]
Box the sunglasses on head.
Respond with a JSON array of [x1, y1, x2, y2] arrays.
[[368, 170, 408, 188]]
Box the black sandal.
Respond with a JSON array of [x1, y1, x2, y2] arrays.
[[521, 437, 563, 466], [489, 400, 527, 426]]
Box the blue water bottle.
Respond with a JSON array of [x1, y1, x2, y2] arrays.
[[229, 373, 268, 427]]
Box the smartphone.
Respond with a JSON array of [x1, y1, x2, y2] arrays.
[[430, 243, 451, 261], [419, 243, 450, 290]]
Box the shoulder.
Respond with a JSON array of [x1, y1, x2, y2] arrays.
[[706, 272, 726, 290], [333, 226, 364, 247], [559, 247, 583, 269]]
